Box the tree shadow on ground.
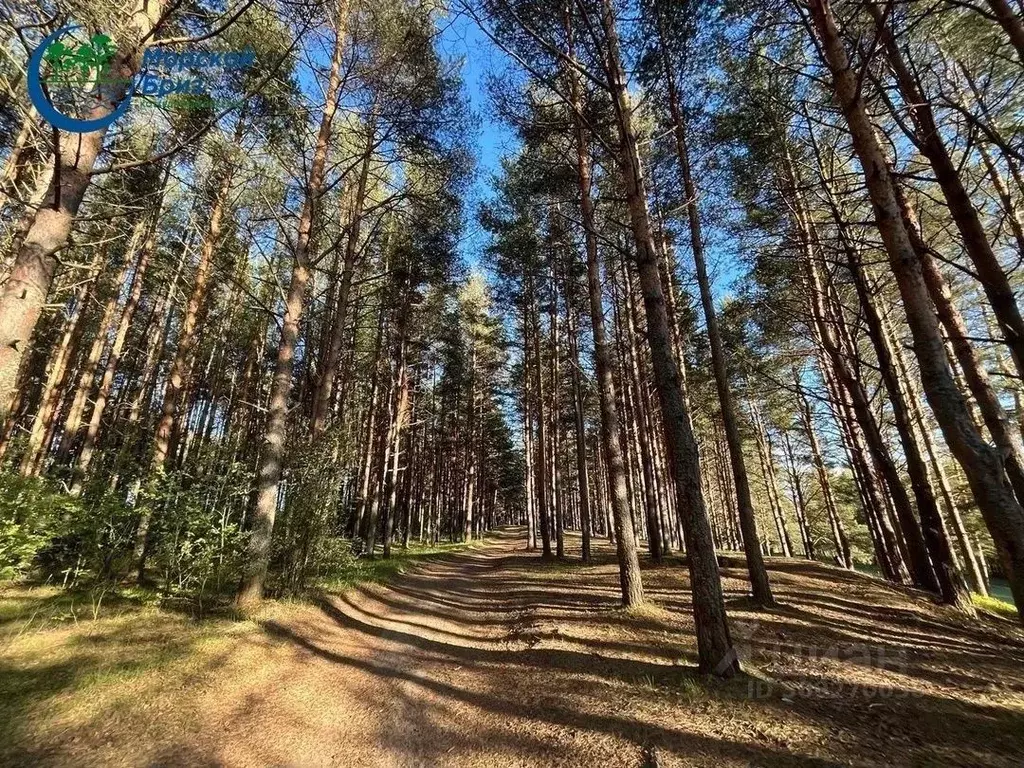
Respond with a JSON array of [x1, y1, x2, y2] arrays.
[[259, 619, 840, 768], [7, 528, 1024, 767], [282, 529, 1024, 766]]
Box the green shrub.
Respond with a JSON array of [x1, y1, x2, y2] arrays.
[[135, 461, 247, 600], [0, 473, 138, 584], [0, 474, 76, 580], [0, 451, 251, 598]]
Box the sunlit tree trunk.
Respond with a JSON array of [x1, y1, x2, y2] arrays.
[[565, 276, 592, 561], [56, 240, 137, 465], [869, 4, 1024, 380], [793, 376, 850, 568], [311, 125, 375, 434], [654, 0, 772, 606], [548, 278, 564, 558], [978, 143, 1024, 265], [808, 142, 969, 604], [779, 422, 815, 561], [820, 351, 900, 579], [563, 6, 642, 598], [0, 2, 163, 418], [749, 398, 793, 558], [353, 301, 387, 540], [133, 167, 233, 582], [808, 0, 1024, 619], [982, 0, 1024, 66], [19, 269, 97, 475], [383, 300, 411, 559], [599, 0, 736, 672], [530, 279, 552, 558], [237, 6, 348, 606], [73, 170, 169, 491], [0, 105, 38, 214], [523, 309, 538, 550], [884, 307, 989, 596], [618, 258, 662, 561]]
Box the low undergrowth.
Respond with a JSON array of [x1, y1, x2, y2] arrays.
[[973, 593, 1019, 620], [314, 540, 472, 594]]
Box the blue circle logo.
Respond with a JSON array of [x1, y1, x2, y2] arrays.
[[27, 25, 133, 133]]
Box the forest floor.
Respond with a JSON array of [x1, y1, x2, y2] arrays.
[[2, 527, 1024, 767]]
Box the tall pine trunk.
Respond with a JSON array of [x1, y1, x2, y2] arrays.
[[564, 5, 642, 599], [311, 126, 375, 434], [869, 4, 1024, 379], [237, 6, 348, 606], [599, 0, 736, 675], [654, 0, 773, 607], [73, 168, 169, 491], [0, 3, 162, 418], [808, 0, 1024, 620]]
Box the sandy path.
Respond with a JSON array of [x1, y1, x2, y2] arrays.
[[8, 527, 1024, 767], [211, 529, 1024, 767], [208, 529, 781, 768], [243, 530, 650, 767]]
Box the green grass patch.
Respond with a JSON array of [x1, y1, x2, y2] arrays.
[[0, 584, 236, 758], [312, 540, 471, 593], [541, 557, 589, 572], [0, 583, 164, 633], [973, 592, 1018, 619]]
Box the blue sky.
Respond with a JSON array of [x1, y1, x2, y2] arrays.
[[438, 11, 517, 271], [435, 10, 742, 300]]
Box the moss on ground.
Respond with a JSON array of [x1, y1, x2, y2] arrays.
[[973, 592, 1018, 620]]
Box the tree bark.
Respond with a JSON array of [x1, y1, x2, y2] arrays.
[[150, 166, 234, 473], [808, 0, 1024, 619], [794, 377, 852, 568], [807, 135, 970, 603], [134, 167, 233, 583], [566, 274, 592, 562], [983, 0, 1024, 66], [885, 307, 989, 596], [383, 300, 411, 558], [549, 276, 564, 558], [749, 398, 793, 558], [73, 168, 169, 491], [655, 0, 773, 606], [808, 231, 938, 591], [237, 6, 348, 606], [19, 268, 97, 475], [0, 3, 162, 418], [599, 0, 736, 674], [56, 239, 136, 465], [869, 3, 1024, 380], [530, 279, 552, 559], [311, 125, 375, 434], [619, 259, 663, 562], [564, 5, 642, 600]]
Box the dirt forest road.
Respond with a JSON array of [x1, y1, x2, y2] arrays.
[[8, 527, 1024, 767]]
